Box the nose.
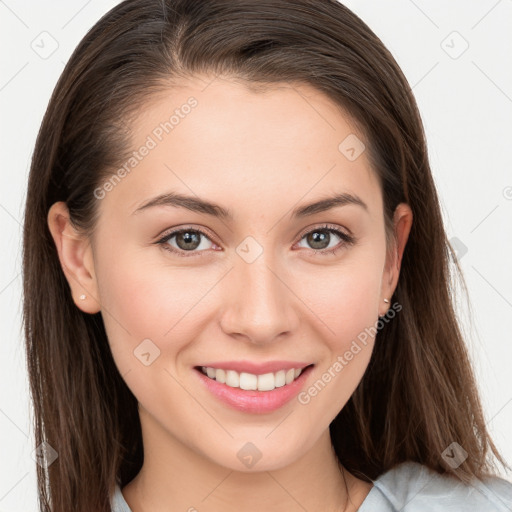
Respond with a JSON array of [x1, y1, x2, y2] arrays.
[[218, 251, 300, 345]]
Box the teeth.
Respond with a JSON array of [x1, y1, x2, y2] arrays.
[[200, 366, 305, 391], [225, 370, 239, 388], [216, 368, 226, 384]]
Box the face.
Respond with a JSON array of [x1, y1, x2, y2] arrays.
[[49, 75, 411, 473]]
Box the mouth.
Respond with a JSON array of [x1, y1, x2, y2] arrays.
[[193, 363, 315, 414], [194, 364, 314, 391]]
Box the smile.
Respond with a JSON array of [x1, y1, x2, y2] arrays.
[[199, 366, 304, 391], [194, 364, 315, 414]]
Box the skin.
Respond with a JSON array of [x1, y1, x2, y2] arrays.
[[48, 75, 412, 512]]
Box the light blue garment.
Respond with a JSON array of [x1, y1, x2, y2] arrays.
[[111, 461, 512, 511], [358, 461, 512, 511]]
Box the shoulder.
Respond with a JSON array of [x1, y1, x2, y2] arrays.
[[359, 461, 512, 512]]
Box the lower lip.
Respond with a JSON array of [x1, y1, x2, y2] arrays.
[[194, 365, 314, 414]]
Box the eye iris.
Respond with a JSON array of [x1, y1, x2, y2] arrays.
[[176, 231, 201, 250], [307, 230, 330, 249]]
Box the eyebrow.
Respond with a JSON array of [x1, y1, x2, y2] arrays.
[[131, 191, 368, 219]]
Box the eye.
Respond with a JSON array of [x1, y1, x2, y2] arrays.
[[156, 227, 217, 257], [155, 223, 356, 258], [295, 224, 356, 256]]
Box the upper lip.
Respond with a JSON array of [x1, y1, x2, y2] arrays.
[[196, 360, 313, 375]]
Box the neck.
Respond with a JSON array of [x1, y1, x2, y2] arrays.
[[121, 406, 372, 512]]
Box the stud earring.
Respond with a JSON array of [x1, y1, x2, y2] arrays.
[[79, 294, 87, 300], [383, 298, 389, 303]]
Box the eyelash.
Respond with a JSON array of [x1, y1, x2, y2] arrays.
[[155, 224, 356, 258]]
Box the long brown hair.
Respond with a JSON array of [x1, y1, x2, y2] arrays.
[[22, 0, 509, 510]]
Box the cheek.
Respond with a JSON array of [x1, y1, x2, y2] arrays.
[[296, 253, 383, 347], [293, 260, 382, 423], [94, 242, 205, 369]]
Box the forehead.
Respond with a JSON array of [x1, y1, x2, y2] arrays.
[[99, 75, 382, 221]]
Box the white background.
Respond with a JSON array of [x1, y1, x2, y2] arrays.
[[1, 0, 511, 510]]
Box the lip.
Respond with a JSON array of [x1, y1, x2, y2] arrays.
[[196, 360, 311, 375], [194, 364, 315, 414]]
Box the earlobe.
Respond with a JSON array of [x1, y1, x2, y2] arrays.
[[379, 203, 413, 315], [47, 201, 101, 314]]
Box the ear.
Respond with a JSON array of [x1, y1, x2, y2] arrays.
[[47, 201, 101, 314], [379, 202, 413, 316]]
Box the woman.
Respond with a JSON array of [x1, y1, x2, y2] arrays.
[[23, 0, 512, 511]]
